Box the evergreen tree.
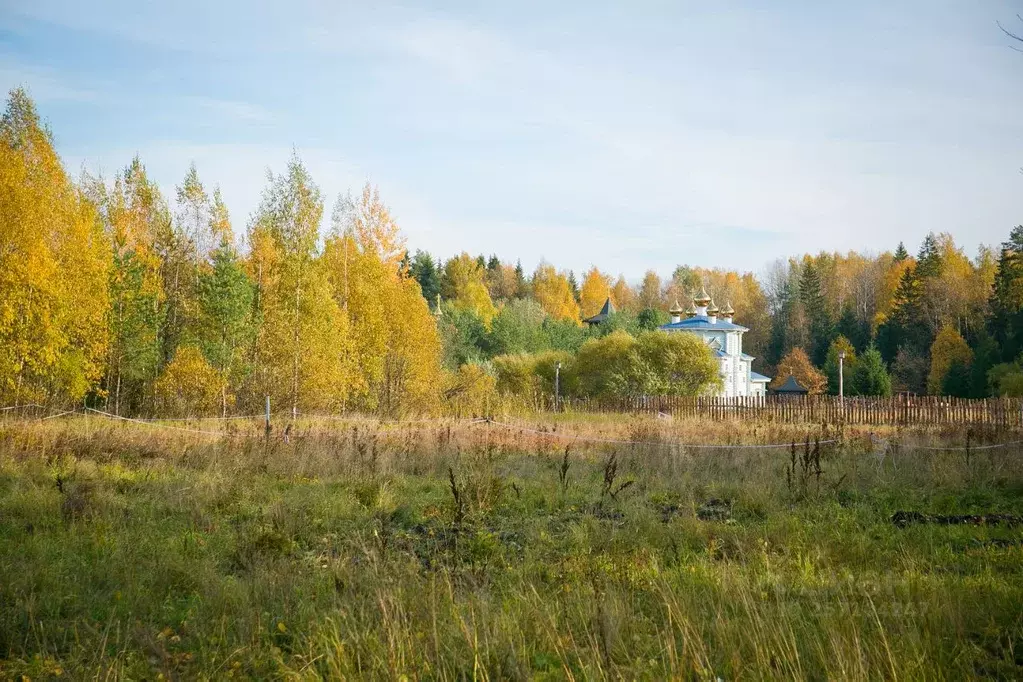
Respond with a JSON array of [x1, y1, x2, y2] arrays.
[[941, 357, 972, 398], [891, 347, 929, 394], [799, 261, 833, 365], [567, 270, 580, 302], [514, 260, 526, 298], [915, 232, 943, 279], [836, 305, 870, 352], [968, 333, 999, 398], [409, 250, 441, 304], [852, 347, 892, 396], [878, 262, 929, 362], [766, 279, 795, 367], [988, 225, 1023, 361], [894, 242, 909, 262]]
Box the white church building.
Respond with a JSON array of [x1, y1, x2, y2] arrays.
[[659, 287, 771, 398]]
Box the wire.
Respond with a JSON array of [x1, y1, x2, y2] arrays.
[[481, 418, 840, 449], [84, 408, 257, 437]]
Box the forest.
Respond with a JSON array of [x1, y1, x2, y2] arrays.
[[2, 87, 1020, 416]]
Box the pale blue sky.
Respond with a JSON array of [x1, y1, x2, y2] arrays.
[[2, 1, 1021, 277]]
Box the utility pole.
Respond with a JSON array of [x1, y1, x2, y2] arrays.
[[555, 361, 562, 413], [838, 351, 845, 403]]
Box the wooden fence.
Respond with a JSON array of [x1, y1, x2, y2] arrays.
[[558, 395, 1023, 428]]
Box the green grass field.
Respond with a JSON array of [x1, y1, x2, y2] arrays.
[[1, 416, 1021, 680]]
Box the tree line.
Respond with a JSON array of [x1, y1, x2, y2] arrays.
[[2, 88, 1022, 415], [415, 225, 1013, 401], [1, 89, 441, 416]]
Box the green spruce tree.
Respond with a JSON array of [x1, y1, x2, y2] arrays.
[[852, 346, 892, 396]]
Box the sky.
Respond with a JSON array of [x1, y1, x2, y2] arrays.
[[1, 0, 1022, 278]]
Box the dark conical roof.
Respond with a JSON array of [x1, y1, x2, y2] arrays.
[[774, 375, 809, 394], [583, 296, 615, 325]]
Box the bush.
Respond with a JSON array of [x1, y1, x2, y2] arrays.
[[444, 363, 497, 415], [635, 331, 720, 396], [496, 330, 719, 400], [153, 346, 228, 417]]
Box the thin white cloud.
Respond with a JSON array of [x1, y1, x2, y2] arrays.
[[0, 60, 99, 102], [185, 97, 274, 124], [4, 1, 1021, 277]]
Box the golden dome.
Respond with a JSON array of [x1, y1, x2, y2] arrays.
[[721, 301, 735, 315], [707, 298, 719, 314], [668, 299, 684, 315], [693, 286, 711, 306], [684, 302, 697, 317]]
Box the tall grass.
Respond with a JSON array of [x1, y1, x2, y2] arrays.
[[0, 413, 1020, 679]]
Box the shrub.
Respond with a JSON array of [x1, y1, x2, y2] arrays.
[[153, 346, 227, 416]]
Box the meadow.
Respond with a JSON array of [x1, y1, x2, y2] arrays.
[[0, 412, 1021, 680]]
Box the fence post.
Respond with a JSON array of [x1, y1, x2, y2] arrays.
[[265, 395, 271, 439]]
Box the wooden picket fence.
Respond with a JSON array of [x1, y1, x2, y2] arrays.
[[557, 395, 1023, 428]]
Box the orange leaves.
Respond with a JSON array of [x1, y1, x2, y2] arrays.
[[771, 348, 827, 395]]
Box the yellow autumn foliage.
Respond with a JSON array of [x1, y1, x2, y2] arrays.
[[441, 253, 497, 326], [0, 88, 110, 405], [927, 326, 972, 395], [153, 345, 227, 417], [579, 267, 613, 319], [532, 263, 580, 324]]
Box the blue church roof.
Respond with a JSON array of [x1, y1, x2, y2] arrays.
[[659, 315, 749, 332], [750, 371, 771, 382]]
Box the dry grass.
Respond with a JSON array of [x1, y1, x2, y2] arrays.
[[0, 412, 1021, 679]]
